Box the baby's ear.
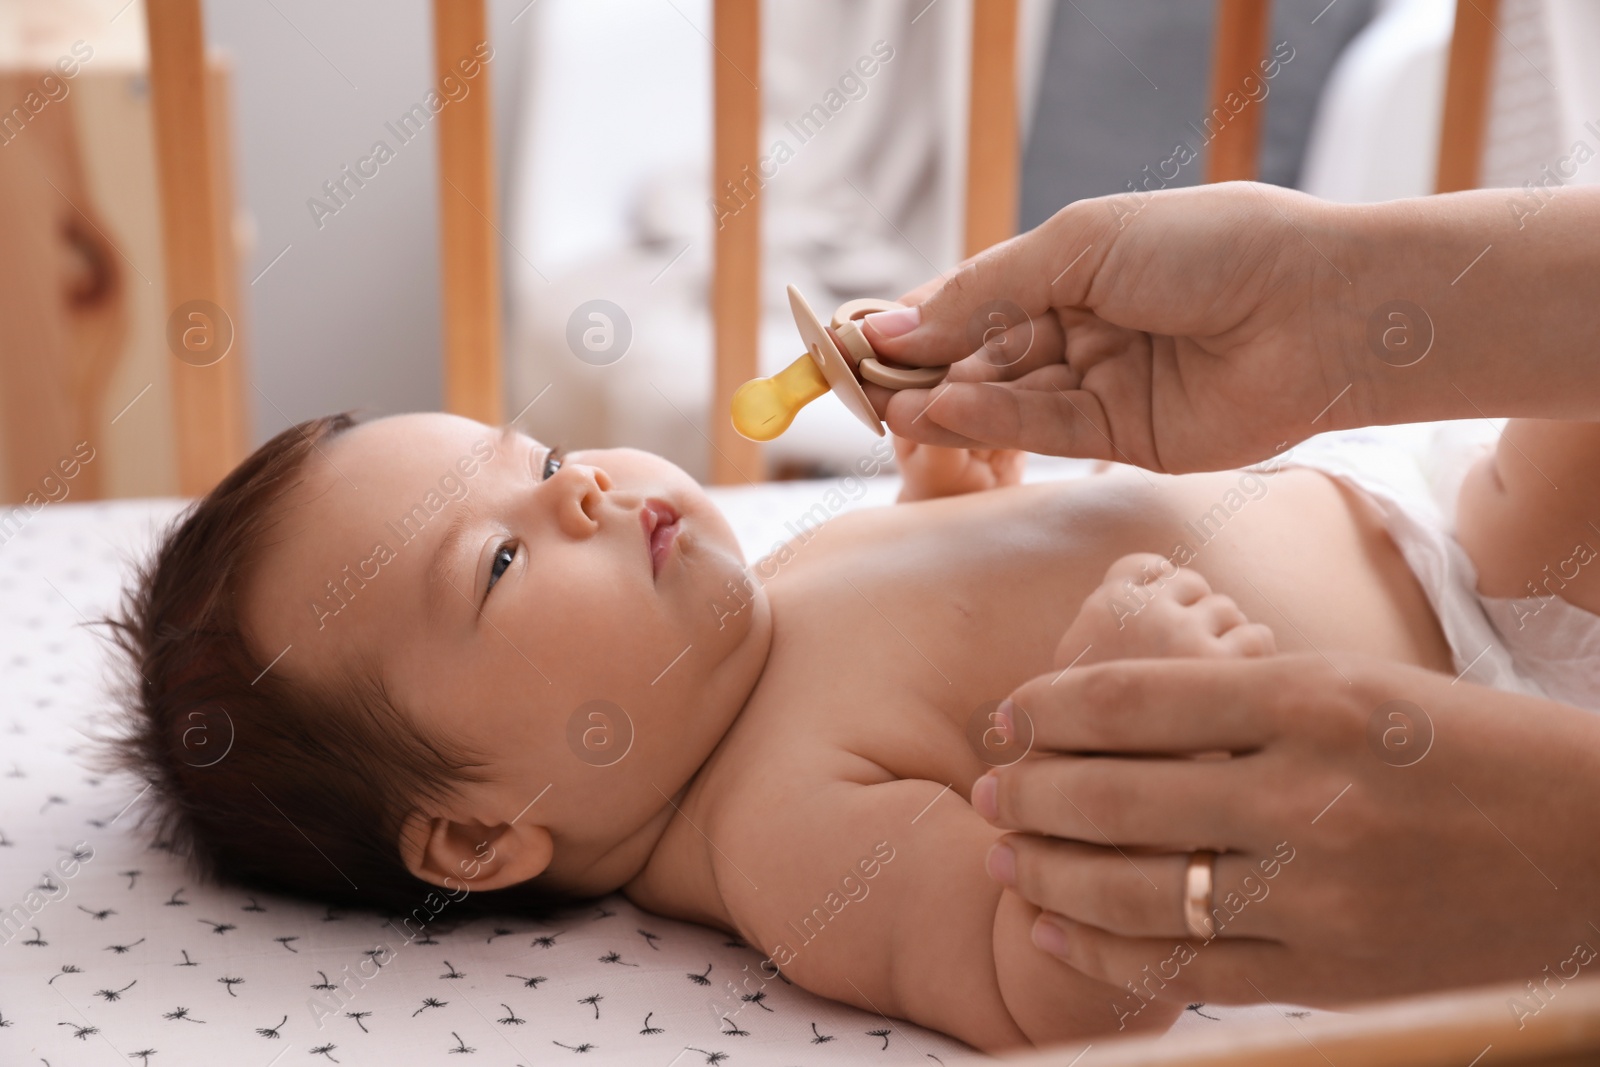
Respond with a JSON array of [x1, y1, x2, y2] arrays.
[[397, 809, 553, 893]]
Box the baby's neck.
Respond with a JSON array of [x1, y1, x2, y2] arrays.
[[616, 772, 744, 934], [609, 592, 778, 933]]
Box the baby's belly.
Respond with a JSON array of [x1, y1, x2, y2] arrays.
[[1158, 467, 1459, 668], [751, 467, 1453, 794], [1151, 467, 1452, 671]]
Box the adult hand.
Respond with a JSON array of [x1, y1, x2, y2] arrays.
[[970, 652, 1600, 1008], [862, 182, 1600, 472]]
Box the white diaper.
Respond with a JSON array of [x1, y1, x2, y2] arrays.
[[1479, 594, 1600, 713], [1255, 423, 1600, 713]]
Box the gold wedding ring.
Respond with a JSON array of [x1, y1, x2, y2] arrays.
[[1183, 849, 1217, 940]]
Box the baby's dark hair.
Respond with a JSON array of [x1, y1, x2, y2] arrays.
[[97, 413, 567, 924]]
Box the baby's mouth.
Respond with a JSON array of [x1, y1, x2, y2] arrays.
[[642, 499, 680, 579]]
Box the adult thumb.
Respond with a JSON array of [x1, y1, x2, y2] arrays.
[[860, 203, 1110, 370]]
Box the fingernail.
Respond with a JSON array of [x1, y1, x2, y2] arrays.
[[863, 306, 920, 339], [972, 773, 999, 821], [986, 842, 1015, 886], [1032, 914, 1071, 957], [994, 699, 1014, 743]]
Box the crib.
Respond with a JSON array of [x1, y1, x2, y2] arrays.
[[6, 0, 1600, 1063]]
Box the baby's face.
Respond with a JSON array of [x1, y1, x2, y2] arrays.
[[242, 413, 771, 892]]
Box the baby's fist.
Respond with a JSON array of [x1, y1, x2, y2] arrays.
[[894, 438, 1025, 502]]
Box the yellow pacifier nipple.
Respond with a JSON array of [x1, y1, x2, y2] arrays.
[[730, 286, 923, 442], [730, 352, 831, 442]]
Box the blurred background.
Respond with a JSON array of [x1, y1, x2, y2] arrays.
[[2, 0, 1598, 501]]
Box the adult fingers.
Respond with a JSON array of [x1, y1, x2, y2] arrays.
[[863, 205, 1114, 369], [1007, 656, 1308, 755], [976, 754, 1262, 848], [1028, 913, 1294, 1007], [883, 381, 1127, 462], [991, 837, 1287, 941], [867, 383, 993, 448], [940, 311, 1070, 383]]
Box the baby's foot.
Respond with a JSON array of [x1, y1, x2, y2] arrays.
[[1055, 552, 1276, 668]]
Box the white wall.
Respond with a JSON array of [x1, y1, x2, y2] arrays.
[[203, 0, 528, 443]]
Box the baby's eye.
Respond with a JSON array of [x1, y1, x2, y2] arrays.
[[541, 446, 565, 481], [487, 544, 516, 594]]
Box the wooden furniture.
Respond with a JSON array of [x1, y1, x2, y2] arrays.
[[0, 66, 126, 503], [1436, 0, 1501, 192], [1005, 974, 1600, 1066], [1203, 0, 1273, 183], [0, 2, 245, 504], [144, 0, 250, 496], [432, 0, 503, 425], [709, 0, 765, 483]]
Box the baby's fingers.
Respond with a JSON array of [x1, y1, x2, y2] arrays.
[[986, 448, 1027, 486]]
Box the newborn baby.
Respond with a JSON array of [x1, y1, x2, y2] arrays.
[[106, 412, 1457, 1050]]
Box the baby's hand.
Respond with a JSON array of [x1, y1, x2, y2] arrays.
[[894, 437, 1024, 502]]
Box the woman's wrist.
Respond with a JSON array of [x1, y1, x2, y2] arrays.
[[1337, 186, 1600, 427]]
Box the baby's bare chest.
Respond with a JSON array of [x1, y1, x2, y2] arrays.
[[728, 488, 1144, 788]]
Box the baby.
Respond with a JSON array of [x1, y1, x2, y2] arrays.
[[106, 409, 1586, 1051]]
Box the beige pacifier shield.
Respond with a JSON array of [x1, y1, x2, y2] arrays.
[[787, 285, 884, 436]]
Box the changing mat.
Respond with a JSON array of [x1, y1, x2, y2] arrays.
[[4, 459, 1338, 1065]]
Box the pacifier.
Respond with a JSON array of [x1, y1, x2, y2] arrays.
[[729, 285, 946, 441]]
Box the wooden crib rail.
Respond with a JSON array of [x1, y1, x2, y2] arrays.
[[710, 0, 764, 483], [1204, 0, 1273, 183], [1004, 974, 1600, 1067], [144, 0, 249, 496], [1437, 0, 1500, 192], [432, 0, 503, 425]]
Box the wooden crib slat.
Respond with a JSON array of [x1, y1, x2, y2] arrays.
[[965, 0, 1021, 257], [710, 0, 764, 484], [1204, 0, 1273, 183], [145, 0, 249, 495], [433, 0, 503, 425], [1435, 0, 1499, 193]]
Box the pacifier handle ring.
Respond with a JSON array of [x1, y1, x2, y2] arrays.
[[831, 301, 946, 391]]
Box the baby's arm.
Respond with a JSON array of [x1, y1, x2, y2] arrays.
[[716, 775, 1180, 1052], [1455, 419, 1600, 611], [894, 436, 1025, 502]]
